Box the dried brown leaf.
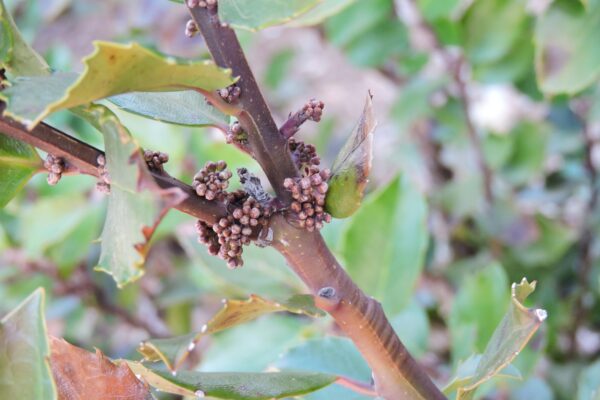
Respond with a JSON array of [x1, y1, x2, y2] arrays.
[[49, 336, 152, 400]]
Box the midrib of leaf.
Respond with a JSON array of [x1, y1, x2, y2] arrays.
[[0, 155, 40, 168]]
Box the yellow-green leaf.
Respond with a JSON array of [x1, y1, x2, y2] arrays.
[[325, 93, 376, 218], [139, 294, 323, 371], [1, 41, 234, 128]]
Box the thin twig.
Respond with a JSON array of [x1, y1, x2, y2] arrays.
[[569, 108, 599, 353]]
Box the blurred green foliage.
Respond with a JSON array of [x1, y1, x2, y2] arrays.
[[1, 0, 600, 399]]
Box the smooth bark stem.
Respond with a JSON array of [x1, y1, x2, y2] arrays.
[[0, 112, 227, 224], [271, 216, 445, 400]]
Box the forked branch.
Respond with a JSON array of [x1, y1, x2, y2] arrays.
[[187, 4, 445, 399]]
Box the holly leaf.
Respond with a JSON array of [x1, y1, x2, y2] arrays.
[[535, 1, 600, 94], [49, 337, 152, 400], [0, 133, 41, 207], [218, 0, 321, 31], [139, 294, 323, 371], [0, 41, 235, 128], [129, 363, 336, 400], [80, 104, 186, 287], [0, 288, 57, 400], [453, 278, 547, 400], [325, 93, 376, 218], [0, 0, 50, 76], [109, 91, 228, 127]]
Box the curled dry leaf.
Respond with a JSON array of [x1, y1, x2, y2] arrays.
[[49, 336, 152, 400], [325, 93, 376, 218]]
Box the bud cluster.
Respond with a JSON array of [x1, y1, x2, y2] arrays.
[[144, 150, 169, 172], [192, 160, 232, 201], [196, 195, 272, 268], [283, 167, 332, 232], [301, 99, 325, 123], [44, 154, 65, 186], [186, 0, 217, 9], [218, 84, 242, 104], [289, 138, 320, 173]]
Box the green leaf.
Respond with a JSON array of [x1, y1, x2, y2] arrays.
[[462, 0, 528, 65], [130, 363, 336, 400], [0, 0, 50, 76], [18, 194, 91, 258], [81, 104, 186, 287], [325, 94, 376, 218], [0, 133, 40, 207], [418, 0, 461, 21], [454, 278, 547, 400], [443, 354, 522, 395], [109, 91, 228, 127], [535, 2, 600, 94], [0, 41, 234, 128], [287, 0, 357, 27], [449, 262, 509, 361], [0, 288, 57, 400], [218, 0, 321, 31], [325, 0, 392, 48], [577, 359, 600, 400], [340, 175, 428, 314], [275, 337, 371, 400], [509, 214, 576, 268], [324, 0, 407, 68], [139, 294, 323, 371]]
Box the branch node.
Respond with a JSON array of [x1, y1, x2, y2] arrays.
[[316, 286, 340, 312], [218, 84, 242, 104]]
